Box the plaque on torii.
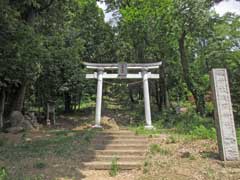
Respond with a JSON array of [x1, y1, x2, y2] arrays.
[[118, 63, 128, 78], [84, 62, 162, 129]]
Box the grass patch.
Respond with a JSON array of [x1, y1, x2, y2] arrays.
[[181, 152, 196, 160], [24, 175, 45, 180], [189, 125, 216, 140], [166, 135, 178, 144], [0, 129, 97, 162], [0, 128, 98, 179], [143, 160, 150, 174], [129, 125, 161, 137], [127, 109, 217, 141], [0, 167, 8, 180], [33, 162, 47, 169], [206, 167, 215, 178], [149, 144, 170, 156], [0, 137, 6, 147], [200, 151, 219, 159], [109, 157, 119, 177]]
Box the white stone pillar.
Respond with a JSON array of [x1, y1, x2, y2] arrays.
[[142, 70, 154, 129], [93, 69, 104, 128]]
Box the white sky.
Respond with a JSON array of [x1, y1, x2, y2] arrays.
[[97, 1, 113, 22], [214, 0, 240, 16], [97, 0, 240, 22]]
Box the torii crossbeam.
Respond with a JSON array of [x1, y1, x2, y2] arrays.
[[84, 62, 162, 129]]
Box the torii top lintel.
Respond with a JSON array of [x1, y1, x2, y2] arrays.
[[83, 62, 162, 70]]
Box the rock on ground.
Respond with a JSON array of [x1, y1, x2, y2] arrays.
[[7, 111, 41, 133], [9, 111, 24, 127]]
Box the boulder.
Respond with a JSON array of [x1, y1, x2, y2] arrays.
[[24, 113, 40, 128], [9, 111, 24, 126], [6, 126, 24, 134], [7, 111, 40, 133], [19, 119, 34, 130]]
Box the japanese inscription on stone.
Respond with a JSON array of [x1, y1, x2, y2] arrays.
[[211, 69, 239, 161]]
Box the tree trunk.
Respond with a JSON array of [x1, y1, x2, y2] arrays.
[[128, 87, 135, 103], [178, 30, 205, 115], [10, 81, 28, 112], [64, 92, 72, 113], [0, 88, 6, 128], [78, 90, 83, 110], [196, 94, 205, 115], [158, 61, 170, 111], [155, 81, 161, 110]]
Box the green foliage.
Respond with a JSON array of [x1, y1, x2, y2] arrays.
[[149, 144, 170, 156], [237, 128, 240, 145], [132, 125, 161, 137], [188, 154, 196, 160], [157, 108, 215, 136], [143, 160, 150, 174], [82, 129, 99, 143], [166, 135, 178, 144], [189, 125, 216, 140], [0, 0, 114, 115], [129, 106, 216, 140], [109, 157, 119, 177], [0, 167, 8, 180]]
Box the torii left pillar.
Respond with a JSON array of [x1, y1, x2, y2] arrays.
[[93, 69, 104, 128]]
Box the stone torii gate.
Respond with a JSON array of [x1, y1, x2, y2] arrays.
[[84, 62, 162, 129]]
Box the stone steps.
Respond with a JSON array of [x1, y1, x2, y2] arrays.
[[94, 144, 148, 150], [92, 139, 148, 144], [100, 131, 135, 135], [83, 161, 142, 170], [94, 149, 146, 156], [82, 155, 145, 162], [82, 130, 148, 170], [95, 136, 147, 140]]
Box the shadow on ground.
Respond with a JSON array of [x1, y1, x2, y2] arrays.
[[0, 112, 115, 180]]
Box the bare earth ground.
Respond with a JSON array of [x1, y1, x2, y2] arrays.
[[0, 108, 240, 180]]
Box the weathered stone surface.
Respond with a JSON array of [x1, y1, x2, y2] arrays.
[[8, 111, 40, 133], [9, 111, 24, 126], [211, 69, 239, 161], [19, 120, 34, 130], [24, 112, 40, 128], [6, 126, 24, 134]]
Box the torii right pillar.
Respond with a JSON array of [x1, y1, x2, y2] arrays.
[[142, 69, 154, 129]]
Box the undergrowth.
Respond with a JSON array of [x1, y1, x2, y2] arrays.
[[149, 144, 170, 155], [0, 129, 97, 162], [0, 167, 8, 180], [129, 108, 217, 140], [109, 157, 119, 177]]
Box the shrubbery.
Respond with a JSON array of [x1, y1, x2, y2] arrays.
[[135, 105, 217, 140], [0, 167, 8, 180], [189, 125, 216, 140]]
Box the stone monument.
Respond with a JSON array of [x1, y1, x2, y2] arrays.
[[211, 69, 239, 161]]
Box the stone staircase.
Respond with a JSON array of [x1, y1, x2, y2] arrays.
[[82, 130, 149, 170]]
